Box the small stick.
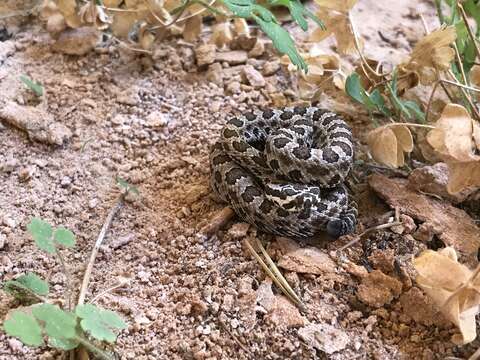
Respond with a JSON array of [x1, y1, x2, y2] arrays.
[[458, 3, 480, 62], [425, 80, 441, 123], [348, 13, 383, 78], [55, 249, 73, 310], [77, 194, 125, 305], [197, 207, 235, 240], [447, 69, 480, 119], [336, 221, 403, 252], [218, 320, 252, 356]]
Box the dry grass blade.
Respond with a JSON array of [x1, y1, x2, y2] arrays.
[[244, 239, 302, 307], [254, 238, 302, 305]]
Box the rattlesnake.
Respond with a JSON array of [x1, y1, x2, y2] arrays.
[[209, 106, 357, 239]]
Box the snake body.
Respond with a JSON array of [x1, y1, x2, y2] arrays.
[[209, 106, 357, 239]]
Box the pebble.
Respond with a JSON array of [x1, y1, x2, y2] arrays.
[[226, 81, 241, 94], [215, 50, 248, 65], [195, 44, 216, 67], [262, 60, 280, 76], [242, 65, 266, 88], [3, 216, 16, 229], [0, 233, 6, 250], [145, 111, 169, 128], [248, 39, 265, 58]]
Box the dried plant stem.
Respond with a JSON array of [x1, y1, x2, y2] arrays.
[[55, 249, 73, 310], [385, 122, 435, 130], [254, 238, 302, 305], [348, 13, 382, 78], [447, 69, 480, 119], [425, 80, 441, 123], [458, 3, 480, 62], [90, 281, 129, 304], [442, 79, 480, 93], [453, 41, 470, 88], [244, 238, 302, 307], [336, 221, 402, 252], [77, 194, 125, 305], [111, 36, 153, 54], [469, 346, 480, 360]]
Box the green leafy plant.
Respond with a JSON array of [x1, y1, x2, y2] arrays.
[[2, 218, 127, 360], [19, 75, 44, 97], [221, 0, 324, 71]]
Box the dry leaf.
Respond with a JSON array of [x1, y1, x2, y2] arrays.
[[311, 0, 358, 54], [211, 22, 233, 48], [79, 3, 111, 30], [280, 49, 344, 99], [233, 18, 250, 36], [427, 104, 479, 162], [414, 247, 480, 344], [401, 26, 456, 85], [183, 15, 202, 42], [367, 124, 413, 168], [447, 161, 480, 194], [470, 65, 480, 88], [57, 0, 81, 28], [138, 22, 155, 50]]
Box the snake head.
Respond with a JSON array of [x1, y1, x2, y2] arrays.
[[326, 218, 355, 238]]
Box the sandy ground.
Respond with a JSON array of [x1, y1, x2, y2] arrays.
[[0, 0, 479, 359]]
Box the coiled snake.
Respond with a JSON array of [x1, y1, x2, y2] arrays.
[[209, 106, 357, 239]]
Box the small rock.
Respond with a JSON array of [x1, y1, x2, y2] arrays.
[[391, 214, 417, 234], [0, 157, 18, 173], [248, 40, 265, 58], [230, 35, 257, 51], [88, 198, 98, 209], [277, 237, 336, 274], [262, 60, 280, 76], [412, 222, 436, 242], [265, 295, 306, 327], [357, 270, 402, 308], [226, 81, 241, 95], [3, 216, 16, 229], [145, 111, 169, 128], [0, 101, 71, 145], [227, 222, 250, 239], [215, 50, 248, 65], [368, 249, 395, 273], [7, 338, 23, 353], [0, 233, 6, 250], [408, 163, 477, 203], [298, 323, 349, 354], [111, 233, 135, 249], [52, 27, 100, 55], [195, 44, 216, 66], [116, 87, 139, 106], [256, 279, 276, 311], [242, 65, 266, 88], [18, 167, 33, 182], [60, 176, 72, 187], [269, 92, 287, 107], [206, 63, 224, 86]]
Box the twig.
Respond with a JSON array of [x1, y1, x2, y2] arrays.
[[458, 3, 480, 62], [254, 238, 302, 305], [244, 238, 302, 307], [447, 69, 480, 119], [90, 280, 130, 304], [77, 194, 125, 305], [469, 345, 480, 360], [441, 79, 480, 93], [55, 249, 73, 310], [348, 13, 383, 78], [197, 207, 235, 240], [336, 221, 402, 252], [425, 80, 441, 123], [218, 320, 252, 356], [111, 36, 153, 55], [453, 41, 470, 88]]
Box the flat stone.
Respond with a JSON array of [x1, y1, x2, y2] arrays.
[[242, 64, 265, 88], [215, 50, 248, 65]]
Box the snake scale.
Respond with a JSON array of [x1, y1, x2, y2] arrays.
[[209, 106, 357, 239]]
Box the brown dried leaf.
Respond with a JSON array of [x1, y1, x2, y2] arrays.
[[79, 3, 111, 30], [111, 12, 138, 37], [183, 15, 202, 42], [57, 0, 81, 28], [447, 161, 480, 194], [427, 104, 479, 162], [470, 65, 480, 88], [138, 23, 155, 50], [311, 0, 358, 54], [367, 124, 413, 168], [211, 22, 233, 48], [233, 18, 249, 36], [414, 247, 480, 344], [401, 26, 456, 85]]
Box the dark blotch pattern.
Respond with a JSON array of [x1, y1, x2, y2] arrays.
[[233, 141, 248, 153], [332, 141, 353, 157], [262, 109, 275, 119], [229, 117, 244, 127], [223, 128, 237, 138], [294, 106, 307, 115], [270, 159, 280, 170], [245, 112, 256, 121], [292, 146, 311, 160], [273, 137, 290, 148], [280, 111, 294, 120], [241, 186, 262, 203], [322, 147, 340, 163], [225, 168, 246, 185]]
